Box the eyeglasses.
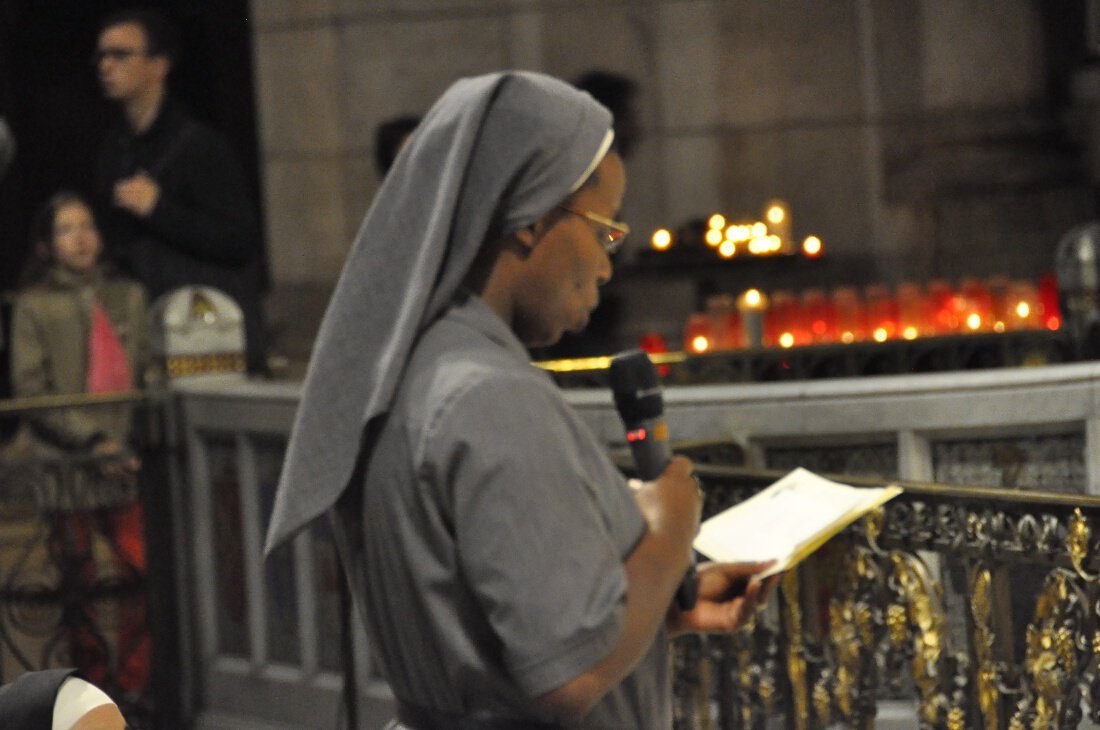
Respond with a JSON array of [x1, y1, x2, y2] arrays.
[[93, 47, 145, 64], [556, 206, 630, 255]]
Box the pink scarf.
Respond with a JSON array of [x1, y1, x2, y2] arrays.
[[86, 300, 132, 393]]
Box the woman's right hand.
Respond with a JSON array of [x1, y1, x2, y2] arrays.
[[632, 456, 702, 565]]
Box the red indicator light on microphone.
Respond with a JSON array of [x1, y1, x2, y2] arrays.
[[626, 428, 647, 442]]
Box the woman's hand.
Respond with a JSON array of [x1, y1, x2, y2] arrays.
[[631, 456, 702, 565], [92, 438, 141, 481], [666, 561, 780, 637]]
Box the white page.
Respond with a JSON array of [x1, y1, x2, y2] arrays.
[[693, 467, 901, 575]]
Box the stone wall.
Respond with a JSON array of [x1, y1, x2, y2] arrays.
[[249, 0, 1095, 364]]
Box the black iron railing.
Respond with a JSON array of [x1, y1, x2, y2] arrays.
[[673, 443, 1100, 729], [0, 391, 176, 730]]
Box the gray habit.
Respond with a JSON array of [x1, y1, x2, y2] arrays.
[[341, 293, 668, 728], [264, 71, 668, 726]]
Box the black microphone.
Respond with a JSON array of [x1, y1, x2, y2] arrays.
[[609, 349, 698, 611]]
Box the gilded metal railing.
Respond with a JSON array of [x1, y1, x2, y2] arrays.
[[676, 450, 1100, 730], [0, 391, 174, 729]]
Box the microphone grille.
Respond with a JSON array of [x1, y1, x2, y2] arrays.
[[609, 349, 663, 422]]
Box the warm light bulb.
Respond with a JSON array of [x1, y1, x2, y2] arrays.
[[768, 235, 782, 252], [705, 229, 723, 246], [751, 222, 767, 237], [691, 335, 710, 353], [966, 313, 982, 330], [651, 229, 672, 251], [766, 205, 785, 225], [994, 321, 1005, 333], [902, 326, 918, 340], [744, 289, 763, 307], [873, 328, 888, 342], [841, 331, 855, 344], [718, 240, 736, 258], [802, 236, 822, 257], [1015, 301, 1030, 318], [707, 214, 726, 230], [725, 225, 745, 242], [779, 332, 794, 348]]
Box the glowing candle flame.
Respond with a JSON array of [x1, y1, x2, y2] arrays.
[[651, 228, 672, 251]]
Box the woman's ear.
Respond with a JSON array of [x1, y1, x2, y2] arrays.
[[514, 225, 537, 250], [515, 210, 556, 251]]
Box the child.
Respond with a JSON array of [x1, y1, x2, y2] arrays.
[[12, 191, 148, 470], [9, 190, 150, 700]]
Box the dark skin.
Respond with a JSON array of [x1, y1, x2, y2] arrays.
[[474, 152, 779, 721]]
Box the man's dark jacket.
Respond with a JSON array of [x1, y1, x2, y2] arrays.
[[93, 97, 267, 371]]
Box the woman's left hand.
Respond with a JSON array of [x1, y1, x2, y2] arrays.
[[666, 561, 780, 637]]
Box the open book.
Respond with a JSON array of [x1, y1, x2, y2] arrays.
[[693, 467, 902, 578]]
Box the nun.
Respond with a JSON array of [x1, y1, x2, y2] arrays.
[[0, 669, 127, 729], [265, 71, 773, 729]]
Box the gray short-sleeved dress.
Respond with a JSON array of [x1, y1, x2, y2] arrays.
[[334, 294, 670, 729]]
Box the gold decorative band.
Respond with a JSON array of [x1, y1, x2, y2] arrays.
[[165, 353, 245, 378]]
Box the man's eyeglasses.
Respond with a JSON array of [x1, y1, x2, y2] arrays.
[[93, 48, 144, 64], [556, 206, 630, 255]]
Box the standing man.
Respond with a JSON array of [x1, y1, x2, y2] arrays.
[[92, 8, 267, 373], [265, 71, 773, 728]]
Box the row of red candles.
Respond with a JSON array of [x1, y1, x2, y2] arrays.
[[668, 274, 1063, 354]]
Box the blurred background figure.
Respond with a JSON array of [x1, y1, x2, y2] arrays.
[[8, 191, 151, 701], [0, 668, 128, 729], [574, 69, 640, 160], [0, 115, 14, 180], [374, 114, 420, 179], [91, 8, 267, 374]]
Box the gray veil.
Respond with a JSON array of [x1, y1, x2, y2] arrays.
[[265, 71, 614, 552]]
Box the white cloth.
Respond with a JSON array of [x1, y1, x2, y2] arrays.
[[52, 677, 116, 730]]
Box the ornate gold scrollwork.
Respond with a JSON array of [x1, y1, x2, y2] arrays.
[[829, 598, 859, 719], [812, 674, 832, 726], [1010, 569, 1087, 728], [889, 551, 952, 727], [780, 570, 810, 730], [735, 619, 760, 729], [865, 506, 886, 552], [824, 548, 878, 723], [1068, 508, 1100, 582], [970, 567, 1000, 730]]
